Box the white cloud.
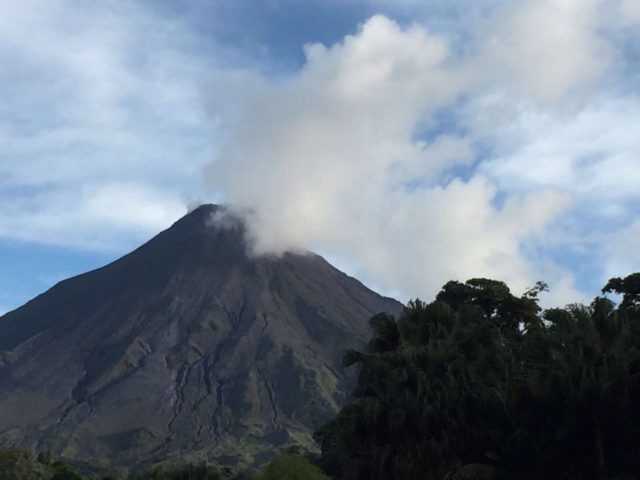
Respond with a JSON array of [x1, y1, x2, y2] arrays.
[[203, 0, 640, 303], [477, 95, 640, 201], [205, 14, 590, 301], [620, 0, 640, 23], [0, 182, 186, 251], [476, 0, 611, 105], [208, 15, 460, 252], [0, 0, 215, 249], [603, 218, 640, 281]]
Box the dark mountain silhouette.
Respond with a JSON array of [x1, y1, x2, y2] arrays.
[[0, 205, 402, 472]]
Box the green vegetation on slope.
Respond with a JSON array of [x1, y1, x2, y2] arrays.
[[0, 449, 325, 480], [0, 448, 241, 480], [252, 453, 330, 480], [0, 448, 83, 480]]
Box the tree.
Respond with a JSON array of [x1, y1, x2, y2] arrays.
[[532, 297, 640, 479], [50, 463, 83, 480], [317, 284, 524, 479], [602, 273, 640, 309], [316, 275, 640, 480], [0, 449, 87, 480], [36, 450, 52, 466], [252, 453, 330, 480], [130, 463, 230, 480]]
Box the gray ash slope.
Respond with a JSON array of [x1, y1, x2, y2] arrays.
[[0, 204, 402, 471]]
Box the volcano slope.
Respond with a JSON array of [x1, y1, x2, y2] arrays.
[[0, 205, 402, 472]]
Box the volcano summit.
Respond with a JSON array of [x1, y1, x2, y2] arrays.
[[0, 205, 402, 472]]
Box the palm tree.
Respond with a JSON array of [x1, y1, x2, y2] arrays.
[[540, 297, 640, 479]]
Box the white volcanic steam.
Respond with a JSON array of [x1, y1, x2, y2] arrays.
[[205, 2, 640, 304]]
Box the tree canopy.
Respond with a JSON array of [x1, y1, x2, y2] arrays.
[[315, 276, 640, 480], [252, 453, 330, 480]]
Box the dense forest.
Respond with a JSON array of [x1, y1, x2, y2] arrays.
[[2, 273, 639, 480], [316, 273, 640, 480]]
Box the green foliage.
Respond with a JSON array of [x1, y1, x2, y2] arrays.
[[316, 275, 640, 480], [37, 450, 53, 466], [0, 449, 243, 480], [602, 272, 640, 309], [0, 449, 88, 480], [252, 454, 330, 480], [0, 449, 38, 480], [50, 462, 84, 480], [0, 450, 239, 480], [131, 463, 231, 480]]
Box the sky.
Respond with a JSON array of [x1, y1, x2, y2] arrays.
[[1, 0, 640, 314]]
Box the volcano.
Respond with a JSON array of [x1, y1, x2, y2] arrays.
[[0, 205, 402, 472]]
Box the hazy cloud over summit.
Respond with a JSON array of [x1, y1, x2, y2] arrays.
[[205, 2, 640, 304]]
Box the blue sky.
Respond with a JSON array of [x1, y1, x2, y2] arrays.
[[1, 0, 640, 314]]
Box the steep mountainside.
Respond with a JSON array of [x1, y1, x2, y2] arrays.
[[0, 205, 402, 472]]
